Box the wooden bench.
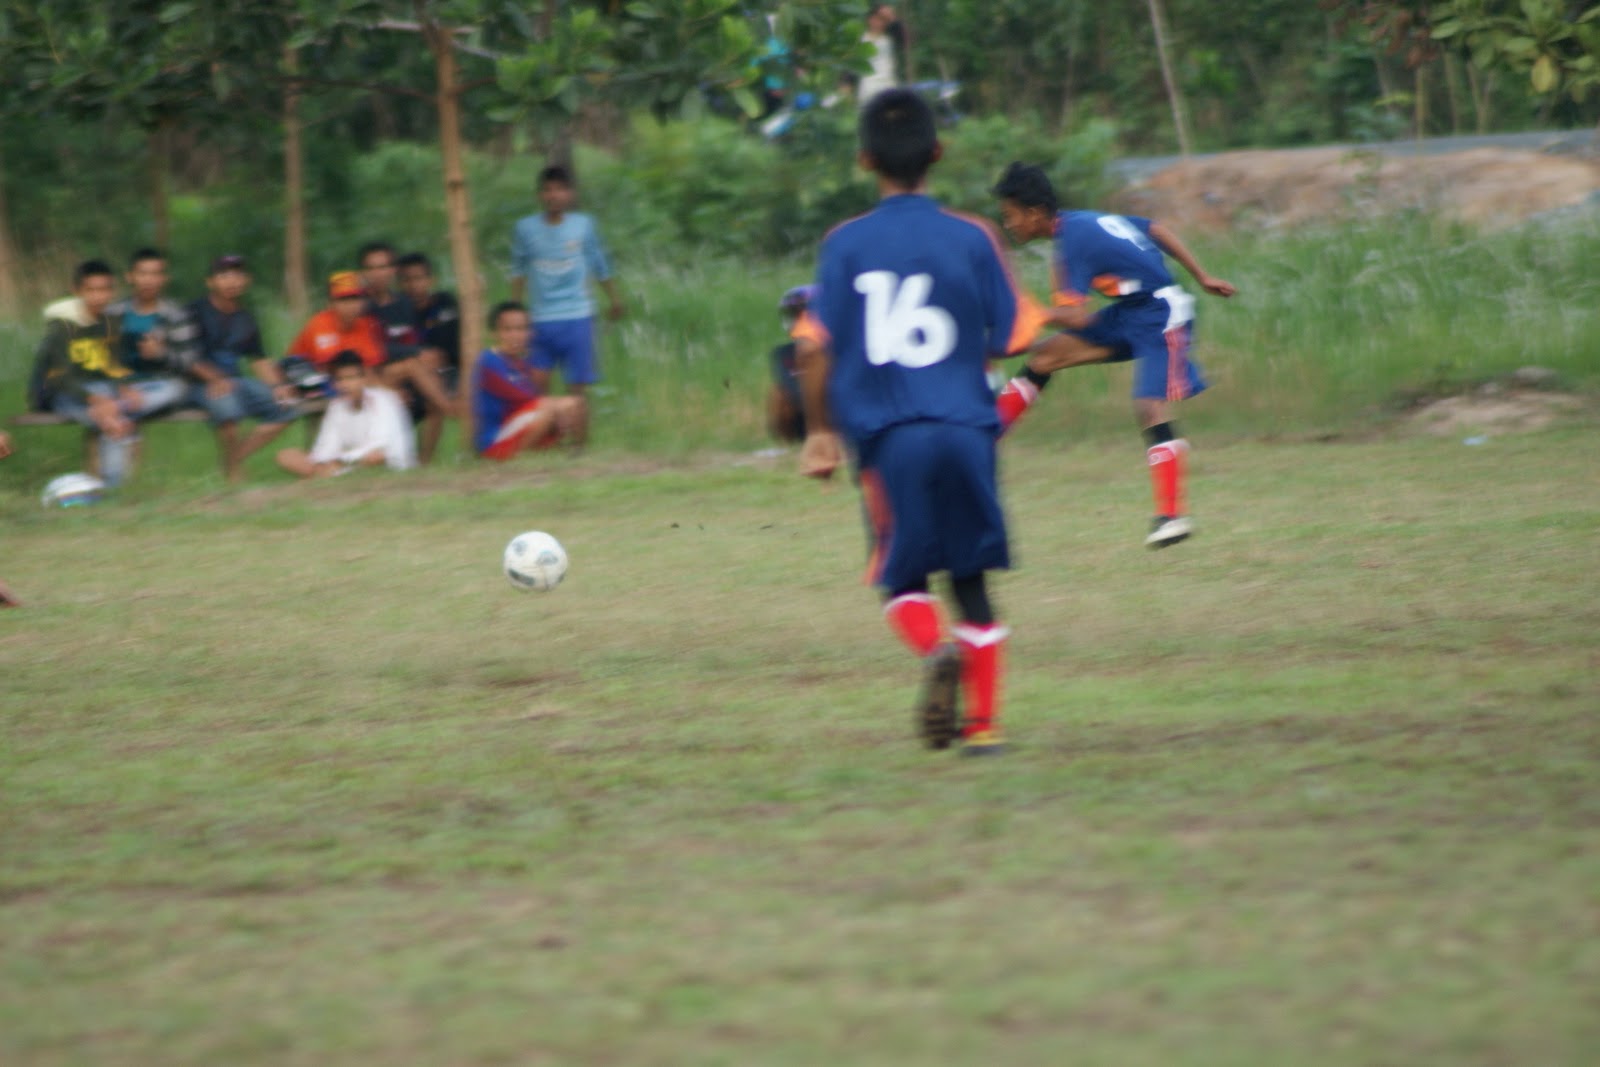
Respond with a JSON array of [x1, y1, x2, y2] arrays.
[[9, 399, 327, 430]]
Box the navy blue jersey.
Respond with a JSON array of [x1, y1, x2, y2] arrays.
[[1052, 210, 1176, 305], [801, 194, 1041, 446]]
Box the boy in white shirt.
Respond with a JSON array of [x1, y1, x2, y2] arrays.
[[275, 350, 416, 478]]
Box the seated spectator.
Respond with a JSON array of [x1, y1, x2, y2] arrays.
[[30, 260, 179, 487], [473, 302, 581, 460], [187, 255, 299, 483], [767, 284, 814, 443], [275, 350, 415, 478], [358, 243, 458, 464], [397, 252, 461, 384], [284, 271, 388, 373], [108, 247, 194, 418], [0, 430, 18, 606]]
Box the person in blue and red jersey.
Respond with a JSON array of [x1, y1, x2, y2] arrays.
[[472, 302, 582, 460], [794, 89, 1048, 757], [990, 161, 1236, 549]]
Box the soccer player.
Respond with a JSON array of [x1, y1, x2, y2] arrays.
[[472, 302, 583, 460], [795, 89, 1045, 756], [990, 162, 1236, 548], [766, 284, 814, 443]]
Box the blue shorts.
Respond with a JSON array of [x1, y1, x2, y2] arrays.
[[1071, 289, 1207, 402], [531, 316, 599, 386], [856, 420, 1009, 593], [191, 378, 296, 426]]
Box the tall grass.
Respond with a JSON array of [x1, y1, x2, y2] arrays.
[[2, 213, 1597, 499]]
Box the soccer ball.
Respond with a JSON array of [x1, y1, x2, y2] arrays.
[[504, 531, 568, 592], [41, 472, 106, 508]]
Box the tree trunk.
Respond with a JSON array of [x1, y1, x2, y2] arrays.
[[283, 46, 310, 320], [1145, 0, 1192, 156], [427, 20, 485, 451], [1443, 53, 1465, 135], [1413, 62, 1427, 140], [149, 120, 172, 249], [0, 142, 19, 317]]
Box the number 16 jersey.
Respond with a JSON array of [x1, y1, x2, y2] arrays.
[[799, 194, 1045, 447]]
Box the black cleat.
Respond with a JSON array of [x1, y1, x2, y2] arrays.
[[917, 644, 962, 750]]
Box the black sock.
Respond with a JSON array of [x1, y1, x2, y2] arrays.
[[950, 573, 995, 627], [1022, 366, 1052, 390], [1144, 422, 1177, 447]]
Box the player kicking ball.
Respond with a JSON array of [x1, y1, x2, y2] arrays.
[[990, 162, 1236, 548], [795, 90, 1045, 756]]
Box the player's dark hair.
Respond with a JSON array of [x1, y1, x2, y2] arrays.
[[538, 165, 573, 188], [73, 259, 114, 286], [991, 162, 1058, 214], [329, 349, 366, 374], [128, 247, 166, 269], [489, 300, 526, 329], [357, 241, 396, 266], [859, 89, 938, 187], [396, 251, 432, 273]]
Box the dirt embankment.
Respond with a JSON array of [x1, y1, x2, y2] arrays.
[[1116, 146, 1600, 234]]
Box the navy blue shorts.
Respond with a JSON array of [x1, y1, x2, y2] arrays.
[[856, 420, 1009, 593], [1070, 289, 1207, 402], [531, 316, 599, 385]]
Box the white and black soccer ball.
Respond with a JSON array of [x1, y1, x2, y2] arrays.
[[504, 531, 568, 592], [40, 472, 107, 508]]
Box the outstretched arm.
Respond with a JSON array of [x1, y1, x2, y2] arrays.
[[1149, 221, 1236, 298]]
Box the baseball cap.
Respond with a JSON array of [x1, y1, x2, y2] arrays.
[[328, 271, 365, 299], [779, 284, 816, 314], [208, 254, 247, 275]]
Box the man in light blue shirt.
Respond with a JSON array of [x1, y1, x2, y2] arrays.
[[509, 165, 624, 447]]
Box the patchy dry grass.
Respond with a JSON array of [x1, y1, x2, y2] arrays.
[[1, 430, 1598, 1066]]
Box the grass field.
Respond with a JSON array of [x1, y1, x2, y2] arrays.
[[3, 427, 1597, 1065]]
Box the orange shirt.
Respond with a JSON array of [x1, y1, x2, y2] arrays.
[[286, 309, 388, 367]]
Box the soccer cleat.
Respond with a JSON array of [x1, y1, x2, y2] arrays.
[[1146, 514, 1194, 549], [960, 729, 1008, 757], [917, 644, 963, 750]]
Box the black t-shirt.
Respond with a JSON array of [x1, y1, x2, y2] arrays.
[[414, 292, 461, 368], [188, 297, 265, 378], [368, 293, 421, 360]]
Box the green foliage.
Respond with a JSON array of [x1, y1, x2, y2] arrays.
[[1433, 0, 1600, 103]]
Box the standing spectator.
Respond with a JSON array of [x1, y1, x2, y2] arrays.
[[108, 248, 194, 418], [858, 4, 901, 106], [186, 255, 299, 483], [275, 350, 415, 478], [397, 251, 462, 464], [509, 165, 624, 448], [0, 430, 19, 606], [32, 260, 173, 487], [472, 302, 582, 460]]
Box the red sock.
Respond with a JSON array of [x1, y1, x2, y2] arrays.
[[953, 623, 1008, 736], [996, 377, 1040, 434], [884, 593, 945, 658], [1147, 440, 1187, 517]]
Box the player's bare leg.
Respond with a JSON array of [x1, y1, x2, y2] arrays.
[[226, 422, 291, 484], [996, 333, 1114, 434], [0, 578, 20, 608], [565, 384, 589, 450], [382, 356, 455, 465], [1137, 397, 1192, 548]]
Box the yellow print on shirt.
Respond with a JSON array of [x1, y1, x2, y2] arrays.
[[69, 337, 128, 377]]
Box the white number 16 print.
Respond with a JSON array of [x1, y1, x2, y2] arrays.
[[854, 271, 957, 368]]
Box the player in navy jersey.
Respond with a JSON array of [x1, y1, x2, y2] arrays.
[[990, 162, 1236, 548], [795, 90, 1046, 756]]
